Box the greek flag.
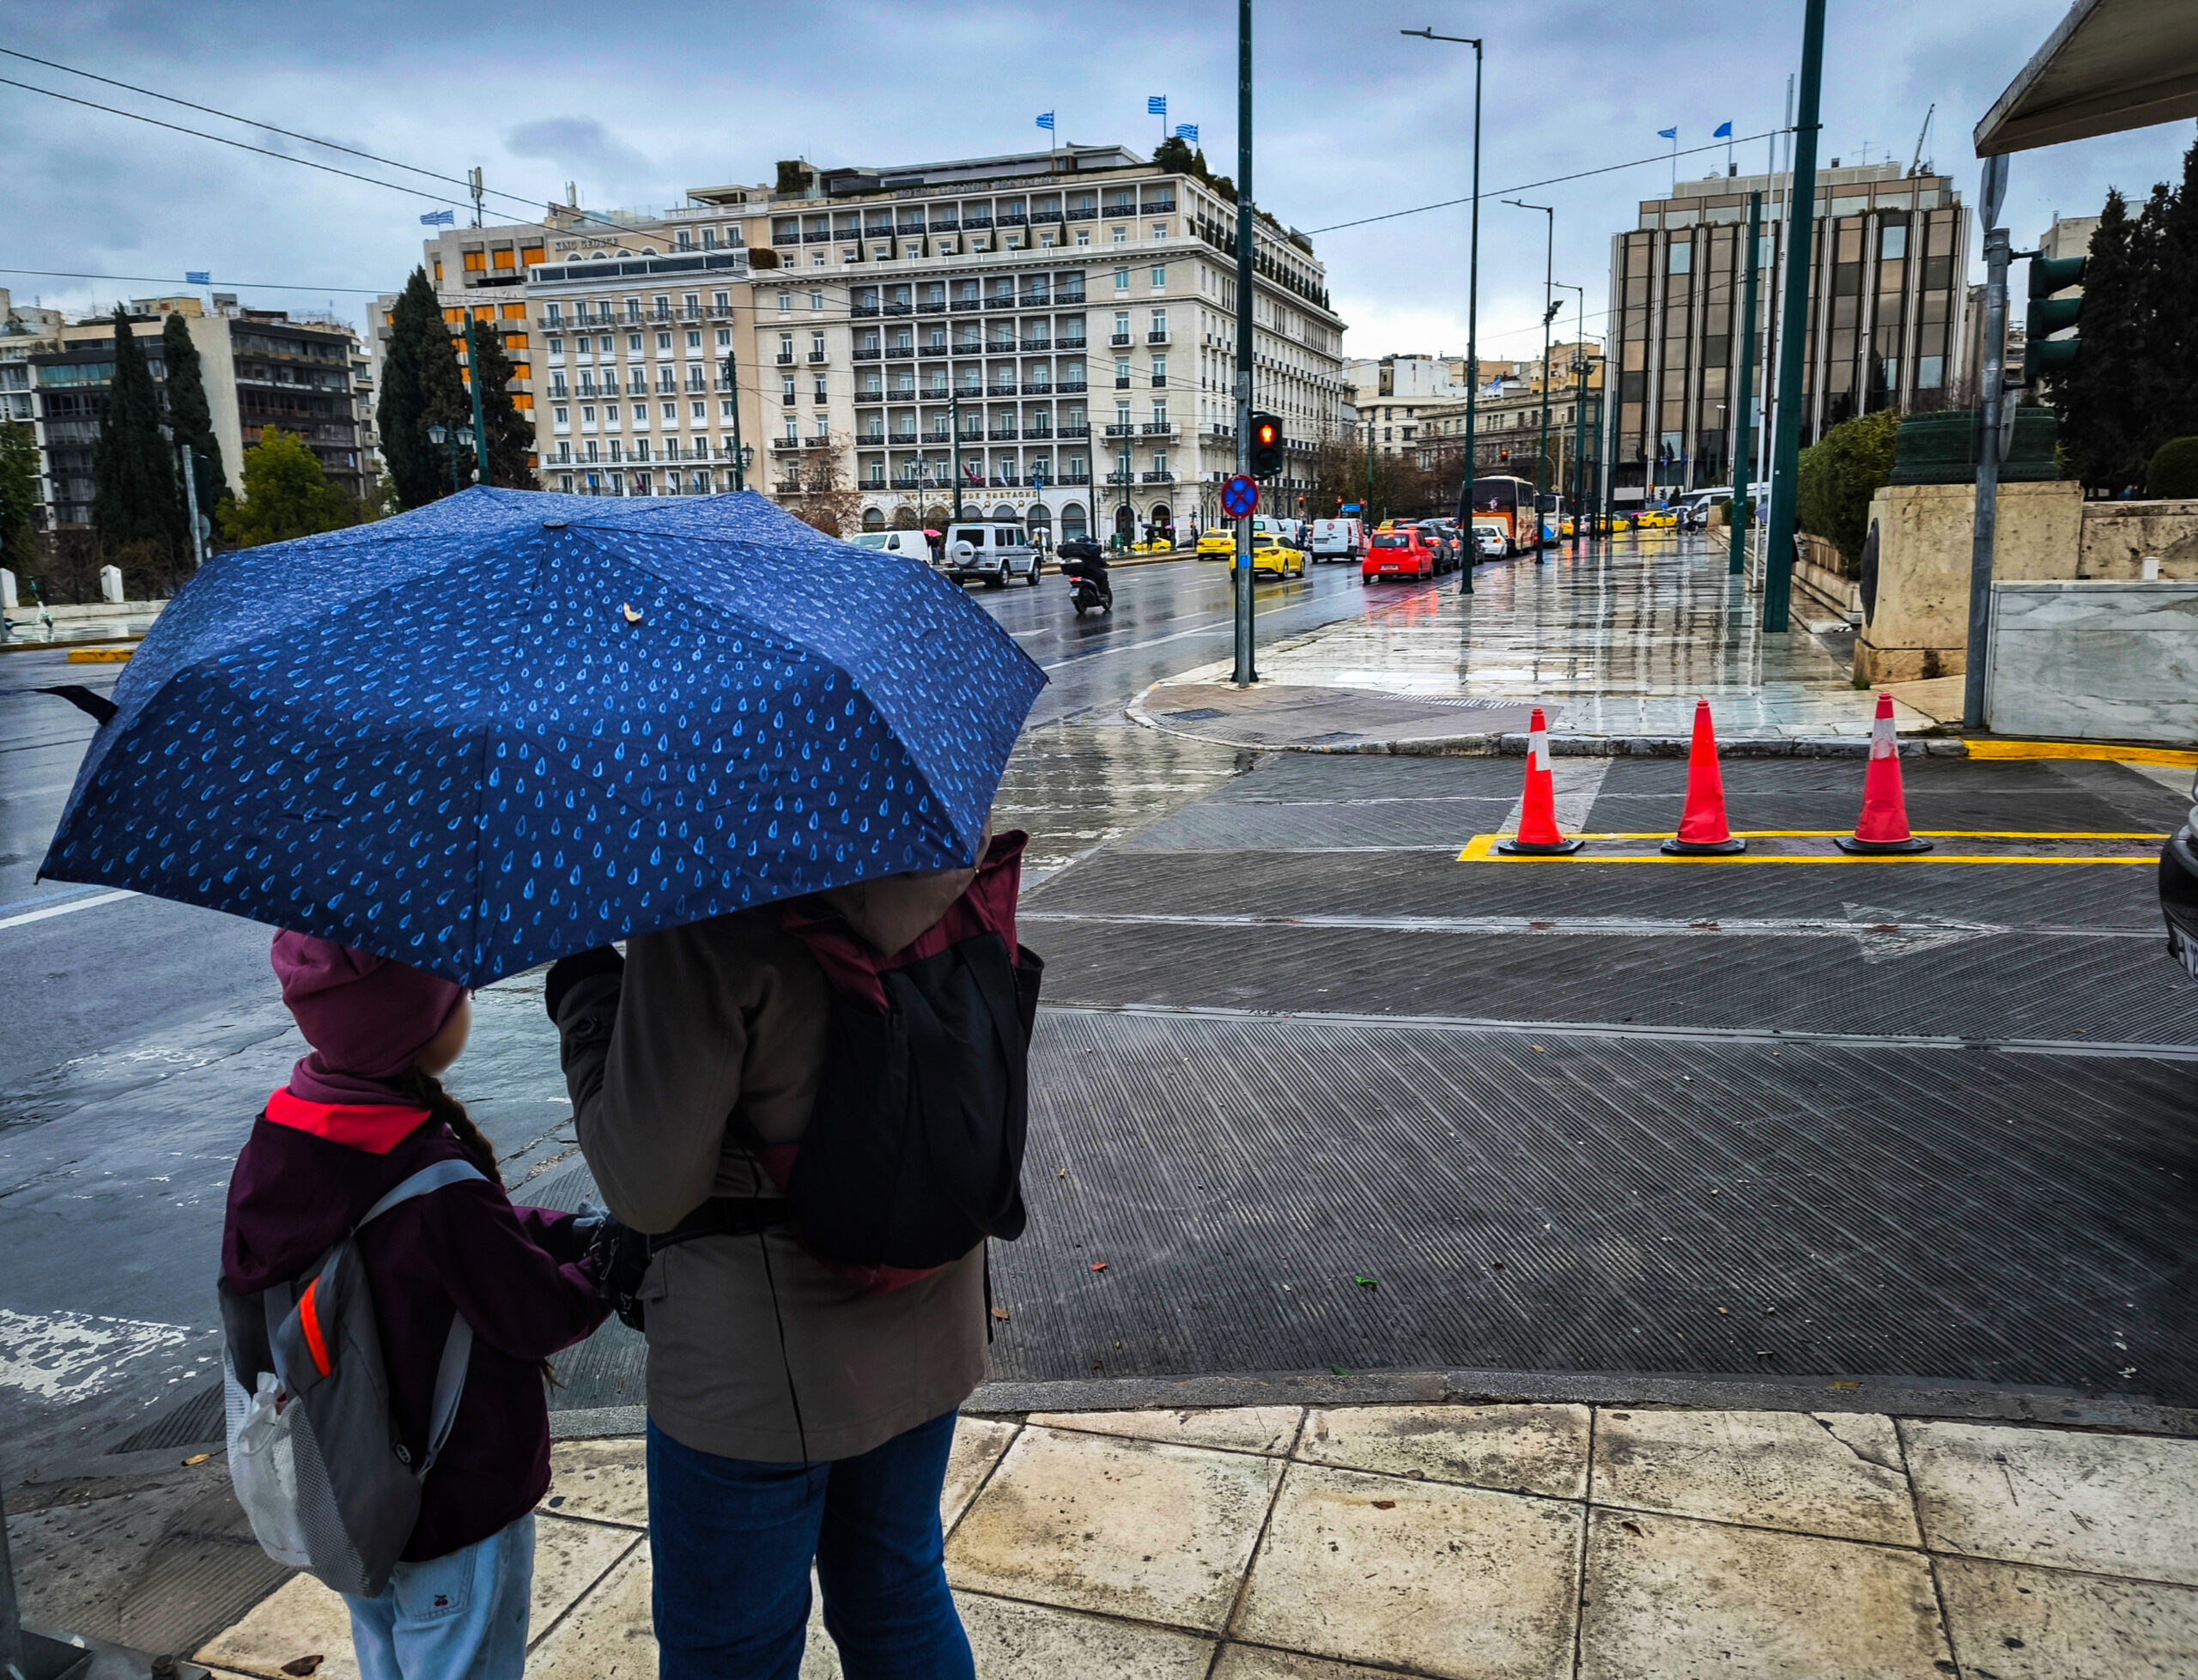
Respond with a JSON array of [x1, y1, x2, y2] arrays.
[[420, 209, 456, 227], [1657, 127, 1677, 141], [185, 270, 210, 285], [1148, 95, 1167, 116], [1036, 112, 1055, 130], [1713, 121, 1733, 138], [1174, 124, 1199, 143]]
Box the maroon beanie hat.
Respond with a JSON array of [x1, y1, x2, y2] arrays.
[[270, 931, 467, 1081]]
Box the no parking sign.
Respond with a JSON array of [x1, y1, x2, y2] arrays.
[[1222, 474, 1259, 519]]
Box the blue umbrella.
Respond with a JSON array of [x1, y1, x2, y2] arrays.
[[41, 488, 1046, 986]]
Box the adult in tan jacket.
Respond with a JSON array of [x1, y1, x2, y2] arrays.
[[546, 848, 993, 1680]]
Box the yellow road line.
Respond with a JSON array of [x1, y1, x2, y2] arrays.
[[65, 647, 133, 664], [1965, 740, 2198, 767], [1457, 829, 2164, 865]]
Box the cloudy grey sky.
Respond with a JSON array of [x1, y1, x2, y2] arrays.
[[4, 1, 2189, 360]]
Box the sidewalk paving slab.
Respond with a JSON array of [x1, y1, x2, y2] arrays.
[[189, 1402, 2198, 1679]]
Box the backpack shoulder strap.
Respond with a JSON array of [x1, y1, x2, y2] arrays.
[[358, 1157, 487, 1228], [355, 1155, 486, 1480]]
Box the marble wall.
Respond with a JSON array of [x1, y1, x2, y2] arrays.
[[1985, 579, 2198, 744], [2077, 500, 2198, 580]]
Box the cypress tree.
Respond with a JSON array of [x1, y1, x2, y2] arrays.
[[91, 306, 183, 561], [2152, 133, 2198, 447], [466, 324, 537, 488], [2051, 190, 2147, 489], [380, 270, 473, 506], [161, 312, 226, 524], [0, 419, 39, 574]]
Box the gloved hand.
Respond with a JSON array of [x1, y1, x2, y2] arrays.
[[544, 945, 624, 1021], [579, 1201, 653, 1333]]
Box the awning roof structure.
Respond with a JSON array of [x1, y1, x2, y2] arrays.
[[1975, 0, 2198, 155]]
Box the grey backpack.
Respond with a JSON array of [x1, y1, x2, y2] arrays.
[[218, 1159, 483, 1598]]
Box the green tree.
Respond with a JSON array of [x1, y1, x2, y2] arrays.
[[160, 312, 226, 522], [0, 419, 39, 576], [215, 427, 361, 547], [465, 324, 536, 488], [2050, 191, 2150, 491], [91, 306, 183, 564], [2147, 436, 2198, 498], [379, 270, 472, 506], [1795, 408, 1901, 571]]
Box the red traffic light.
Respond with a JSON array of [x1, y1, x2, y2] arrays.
[[1255, 421, 1278, 446], [1248, 410, 1284, 478]]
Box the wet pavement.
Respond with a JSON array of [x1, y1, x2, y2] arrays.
[[1146, 531, 1940, 747], [7, 550, 2198, 1663]]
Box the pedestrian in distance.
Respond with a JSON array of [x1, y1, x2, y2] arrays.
[[222, 935, 610, 1680], [545, 822, 1041, 1680]]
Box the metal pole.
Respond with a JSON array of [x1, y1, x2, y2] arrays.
[[724, 343, 747, 494], [180, 441, 205, 570], [1504, 199, 1556, 559], [1232, 0, 1255, 687], [446, 434, 462, 496], [951, 391, 963, 521], [1729, 189, 1763, 576], [2, 1481, 24, 1679], [1964, 155, 2013, 732], [464, 317, 489, 487], [1406, 31, 1485, 594], [1762, 0, 1825, 631]]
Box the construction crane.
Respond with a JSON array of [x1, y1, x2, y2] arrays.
[[1908, 103, 1936, 178]]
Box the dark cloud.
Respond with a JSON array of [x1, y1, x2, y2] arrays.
[[504, 116, 653, 185]]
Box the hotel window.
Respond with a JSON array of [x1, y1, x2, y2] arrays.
[[717, 328, 732, 349], [553, 406, 569, 428], [1151, 266, 1166, 290], [1114, 267, 1131, 293], [663, 402, 677, 422], [1113, 227, 1127, 245], [657, 332, 672, 353], [779, 292, 793, 313], [627, 333, 642, 354], [723, 398, 737, 421], [625, 299, 641, 323], [1151, 222, 1168, 240], [811, 290, 824, 312], [686, 331, 702, 350], [580, 405, 596, 427], [691, 401, 707, 422], [1076, 230, 1090, 247], [547, 337, 564, 360], [714, 292, 730, 311]]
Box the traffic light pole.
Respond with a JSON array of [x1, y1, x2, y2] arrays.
[[1964, 195, 2012, 733], [464, 317, 489, 487], [1232, 0, 1256, 688], [1762, 0, 1825, 632], [1729, 190, 1763, 577]]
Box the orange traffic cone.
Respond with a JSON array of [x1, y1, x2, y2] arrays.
[[1662, 699, 1746, 854], [1498, 708, 1585, 855], [1836, 692, 1934, 854]]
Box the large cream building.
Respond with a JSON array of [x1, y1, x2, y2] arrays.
[[382, 143, 1349, 541]]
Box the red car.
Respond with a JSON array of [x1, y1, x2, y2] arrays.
[[1362, 527, 1438, 583]]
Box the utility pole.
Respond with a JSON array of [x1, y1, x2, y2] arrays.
[[1505, 198, 1556, 559], [950, 391, 964, 521], [1964, 154, 2013, 732], [1729, 189, 1763, 576], [469, 166, 485, 229], [463, 316, 489, 486], [1762, 0, 1825, 631], [1553, 282, 1586, 552], [1232, 0, 1256, 687], [1406, 27, 1484, 596]]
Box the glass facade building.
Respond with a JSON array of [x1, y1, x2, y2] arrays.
[[1606, 164, 1969, 501]]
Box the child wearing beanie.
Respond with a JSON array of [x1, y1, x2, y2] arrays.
[[223, 932, 609, 1679]]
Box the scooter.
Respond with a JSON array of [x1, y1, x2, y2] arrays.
[[1057, 537, 1113, 616]]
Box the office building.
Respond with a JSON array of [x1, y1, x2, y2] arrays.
[[1605, 161, 1970, 501]]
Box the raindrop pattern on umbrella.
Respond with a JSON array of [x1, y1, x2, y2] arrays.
[[43, 489, 1045, 985]]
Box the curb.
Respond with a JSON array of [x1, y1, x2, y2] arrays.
[[548, 1367, 2198, 1441]]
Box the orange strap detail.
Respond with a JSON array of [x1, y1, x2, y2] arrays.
[[297, 1277, 333, 1378]]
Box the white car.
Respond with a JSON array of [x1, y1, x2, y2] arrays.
[[944, 522, 1041, 587], [1473, 524, 1507, 558], [851, 531, 934, 563], [1309, 518, 1364, 562]]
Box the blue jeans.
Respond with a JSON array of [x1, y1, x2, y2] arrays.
[[343, 1513, 533, 1680], [648, 1410, 974, 1680]]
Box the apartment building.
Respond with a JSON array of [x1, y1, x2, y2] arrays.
[[1352, 345, 1602, 465], [24, 295, 367, 531], [766, 144, 1346, 540], [1606, 161, 1970, 501]]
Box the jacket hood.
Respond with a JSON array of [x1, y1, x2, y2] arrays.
[[820, 821, 993, 957], [222, 1111, 456, 1292]]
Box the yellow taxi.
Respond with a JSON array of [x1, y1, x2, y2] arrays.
[[1250, 532, 1308, 579], [1636, 507, 1679, 530], [1195, 527, 1237, 559], [1130, 537, 1173, 555]]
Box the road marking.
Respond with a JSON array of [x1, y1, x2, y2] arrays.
[[1023, 907, 2148, 961], [1043, 1000, 2198, 1062], [0, 1307, 204, 1401], [1966, 740, 2198, 767], [0, 889, 136, 931], [1456, 829, 2165, 864]]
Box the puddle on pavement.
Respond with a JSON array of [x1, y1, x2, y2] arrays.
[[999, 720, 1256, 882]]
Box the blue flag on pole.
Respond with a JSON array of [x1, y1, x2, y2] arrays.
[[1713, 121, 1733, 138], [420, 209, 456, 227], [1175, 124, 1199, 143], [185, 270, 210, 286], [1036, 112, 1055, 130], [1657, 127, 1677, 141], [1148, 95, 1167, 115]]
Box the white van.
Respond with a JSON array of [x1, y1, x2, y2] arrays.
[[1309, 519, 1363, 562], [944, 521, 1040, 587], [851, 530, 935, 563]]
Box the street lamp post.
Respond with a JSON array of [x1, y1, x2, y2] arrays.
[[722, 342, 748, 493], [1402, 26, 1482, 596], [428, 422, 460, 496], [1763, 0, 1828, 631], [1231, 0, 1256, 686], [1552, 282, 1585, 550], [1505, 198, 1556, 560]]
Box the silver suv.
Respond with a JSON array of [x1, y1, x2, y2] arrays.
[[945, 522, 1041, 587]]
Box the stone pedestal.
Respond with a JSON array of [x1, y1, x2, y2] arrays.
[[98, 565, 124, 604], [1855, 480, 2084, 684]]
